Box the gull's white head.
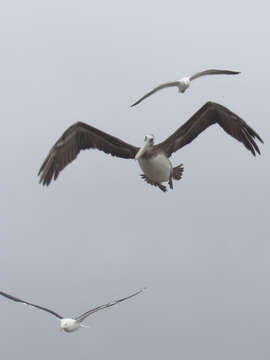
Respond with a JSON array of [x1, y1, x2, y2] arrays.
[[135, 134, 155, 160], [178, 77, 190, 93], [59, 318, 80, 333]]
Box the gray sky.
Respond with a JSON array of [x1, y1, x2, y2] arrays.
[[0, 1, 269, 359]]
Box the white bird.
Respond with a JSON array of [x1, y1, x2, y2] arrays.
[[0, 289, 143, 333], [131, 69, 240, 107]]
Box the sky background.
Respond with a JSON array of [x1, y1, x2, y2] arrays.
[[0, 1, 269, 359]]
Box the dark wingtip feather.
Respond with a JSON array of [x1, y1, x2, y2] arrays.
[[256, 135, 264, 144]]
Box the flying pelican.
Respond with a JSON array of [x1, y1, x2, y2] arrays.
[[38, 102, 263, 192], [131, 69, 240, 107], [0, 289, 143, 333]]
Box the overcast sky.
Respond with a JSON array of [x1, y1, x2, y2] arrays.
[[0, 1, 269, 359]]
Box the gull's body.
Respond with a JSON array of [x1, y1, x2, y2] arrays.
[[0, 289, 143, 333], [60, 318, 80, 333], [38, 102, 263, 192], [131, 69, 240, 107]]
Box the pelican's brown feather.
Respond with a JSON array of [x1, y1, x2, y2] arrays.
[[38, 122, 139, 186], [157, 102, 263, 158]]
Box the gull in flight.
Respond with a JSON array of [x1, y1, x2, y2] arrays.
[[0, 289, 143, 333], [131, 69, 240, 107]]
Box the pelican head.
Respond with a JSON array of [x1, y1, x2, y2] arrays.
[[135, 134, 155, 160], [178, 77, 190, 93]]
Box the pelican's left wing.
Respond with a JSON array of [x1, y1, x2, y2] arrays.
[[157, 102, 263, 157], [75, 290, 143, 323], [38, 122, 139, 186]]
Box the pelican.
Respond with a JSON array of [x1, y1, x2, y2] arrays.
[[0, 289, 143, 333], [38, 102, 263, 192], [131, 69, 240, 107]]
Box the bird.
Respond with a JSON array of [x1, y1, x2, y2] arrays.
[[131, 69, 240, 107], [0, 289, 143, 333], [38, 102, 263, 192]]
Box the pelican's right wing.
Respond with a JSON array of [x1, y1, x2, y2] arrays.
[[38, 122, 139, 186]]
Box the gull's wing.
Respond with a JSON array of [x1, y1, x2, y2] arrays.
[[0, 291, 63, 319], [157, 102, 263, 157], [189, 69, 240, 81], [131, 81, 180, 107], [75, 290, 143, 323], [38, 122, 139, 186]]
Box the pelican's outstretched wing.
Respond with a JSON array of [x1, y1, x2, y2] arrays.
[[157, 102, 263, 157], [0, 291, 63, 319], [38, 122, 139, 186], [189, 69, 240, 81], [131, 81, 180, 107], [75, 290, 143, 323]]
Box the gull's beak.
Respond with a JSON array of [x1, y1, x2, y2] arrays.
[[59, 327, 63, 331], [135, 139, 151, 160]]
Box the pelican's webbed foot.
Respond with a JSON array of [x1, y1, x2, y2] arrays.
[[140, 174, 167, 192], [158, 184, 167, 192], [168, 176, 173, 189]]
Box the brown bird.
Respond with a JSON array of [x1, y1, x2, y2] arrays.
[[38, 102, 263, 192]]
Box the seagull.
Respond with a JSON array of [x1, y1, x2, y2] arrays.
[[131, 69, 240, 107], [38, 102, 263, 192], [0, 289, 143, 333]]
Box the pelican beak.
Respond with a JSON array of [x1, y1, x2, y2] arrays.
[[135, 139, 151, 160]]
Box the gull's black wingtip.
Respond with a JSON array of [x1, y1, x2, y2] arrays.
[[223, 70, 241, 75], [227, 70, 241, 75]]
